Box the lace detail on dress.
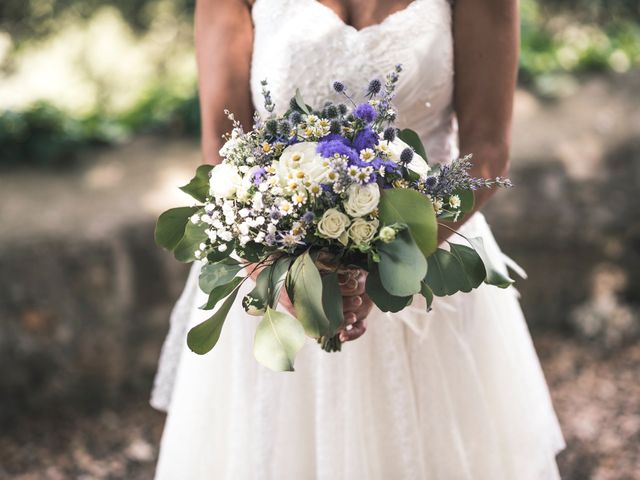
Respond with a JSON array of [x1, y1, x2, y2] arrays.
[[251, 0, 456, 165]]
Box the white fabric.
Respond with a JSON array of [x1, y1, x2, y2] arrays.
[[153, 0, 565, 478]]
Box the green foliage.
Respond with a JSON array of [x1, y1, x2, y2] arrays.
[[365, 265, 413, 313], [187, 285, 239, 355], [180, 164, 213, 202], [377, 228, 427, 297], [154, 206, 199, 251], [253, 308, 306, 372], [198, 258, 244, 294], [378, 188, 438, 258]]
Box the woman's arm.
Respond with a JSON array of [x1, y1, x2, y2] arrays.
[[195, 0, 255, 165], [440, 0, 519, 242]]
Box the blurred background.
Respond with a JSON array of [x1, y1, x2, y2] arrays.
[[0, 0, 639, 478]]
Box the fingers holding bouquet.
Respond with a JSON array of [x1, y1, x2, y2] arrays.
[[338, 270, 373, 342]]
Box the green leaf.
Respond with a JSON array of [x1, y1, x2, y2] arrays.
[[201, 276, 243, 310], [288, 251, 330, 338], [187, 287, 240, 354], [155, 206, 199, 251], [398, 128, 428, 162], [467, 237, 514, 288], [268, 255, 294, 308], [424, 244, 485, 296], [378, 188, 437, 257], [377, 228, 427, 296], [253, 307, 306, 372], [425, 248, 468, 296], [449, 243, 486, 289], [179, 164, 212, 202], [199, 258, 243, 294], [420, 281, 434, 311], [173, 217, 208, 262], [321, 272, 344, 335], [294, 88, 311, 114], [365, 265, 413, 313], [244, 266, 271, 314]]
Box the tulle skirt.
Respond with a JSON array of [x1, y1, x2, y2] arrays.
[[152, 213, 565, 479]]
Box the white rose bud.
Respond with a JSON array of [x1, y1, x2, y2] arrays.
[[209, 164, 243, 199], [348, 218, 379, 246], [317, 208, 351, 240], [379, 226, 397, 243], [343, 183, 380, 217]]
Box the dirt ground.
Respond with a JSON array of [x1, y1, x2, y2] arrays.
[[1, 331, 638, 480]]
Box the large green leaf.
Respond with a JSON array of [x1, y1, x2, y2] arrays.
[[155, 206, 199, 251], [187, 287, 240, 354], [179, 164, 213, 202], [454, 189, 475, 214], [267, 255, 294, 308], [201, 276, 243, 310], [321, 272, 344, 335], [365, 265, 413, 313], [378, 188, 437, 257], [288, 251, 330, 338], [173, 218, 209, 262], [398, 128, 428, 162], [199, 258, 243, 294], [425, 248, 470, 296], [467, 237, 514, 288], [377, 228, 427, 296], [253, 307, 306, 372], [449, 243, 486, 289]]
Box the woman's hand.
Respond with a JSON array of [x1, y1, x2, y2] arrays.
[[337, 270, 373, 342]]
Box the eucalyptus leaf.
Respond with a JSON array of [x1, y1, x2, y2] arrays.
[[187, 287, 240, 354], [253, 307, 306, 372], [378, 188, 437, 257], [449, 243, 486, 289], [244, 266, 271, 314], [454, 189, 475, 214], [174, 218, 208, 262], [155, 206, 199, 251], [467, 237, 514, 288], [200, 276, 243, 310], [268, 255, 294, 308], [365, 265, 413, 313], [199, 258, 243, 294], [179, 164, 213, 202], [206, 240, 235, 263], [288, 251, 330, 338], [398, 128, 428, 162], [377, 228, 427, 296], [321, 272, 344, 335], [425, 248, 469, 296]]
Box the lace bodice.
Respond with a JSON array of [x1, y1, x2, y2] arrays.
[[250, 0, 458, 164]]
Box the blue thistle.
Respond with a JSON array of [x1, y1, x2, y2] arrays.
[[366, 78, 382, 98], [383, 127, 396, 142], [400, 148, 414, 164], [332, 81, 346, 93]]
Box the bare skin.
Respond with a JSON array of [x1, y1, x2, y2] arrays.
[[195, 0, 519, 341]]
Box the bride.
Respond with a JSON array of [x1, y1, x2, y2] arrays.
[[152, 0, 565, 478]]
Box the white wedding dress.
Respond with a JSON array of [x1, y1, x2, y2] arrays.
[[152, 0, 565, 478]]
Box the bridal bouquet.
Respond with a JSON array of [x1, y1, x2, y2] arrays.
[[155, 66, 513, 371]]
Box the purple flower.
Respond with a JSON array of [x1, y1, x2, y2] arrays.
[[318, 133, 349, 145], [352, 126, 379, 152], [251, 167, 267, 185], [301, 211, 315, 223], [316, 140, 359, 163], [353, 103, 377, 123]]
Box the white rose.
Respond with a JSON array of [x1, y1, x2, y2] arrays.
[[348, 218, 379, 245], [343, 183, 380, 218], [209, 164, 242, 199], [379, 226, 397, 243], [317, 208, 350, 244], [387, 138, 431, 177], [275, 142, 331, 185]]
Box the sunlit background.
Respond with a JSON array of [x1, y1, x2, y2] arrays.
[[1, 1, 639, 478]]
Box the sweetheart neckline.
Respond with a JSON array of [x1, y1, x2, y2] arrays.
[[254, 0, 425, 35]]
